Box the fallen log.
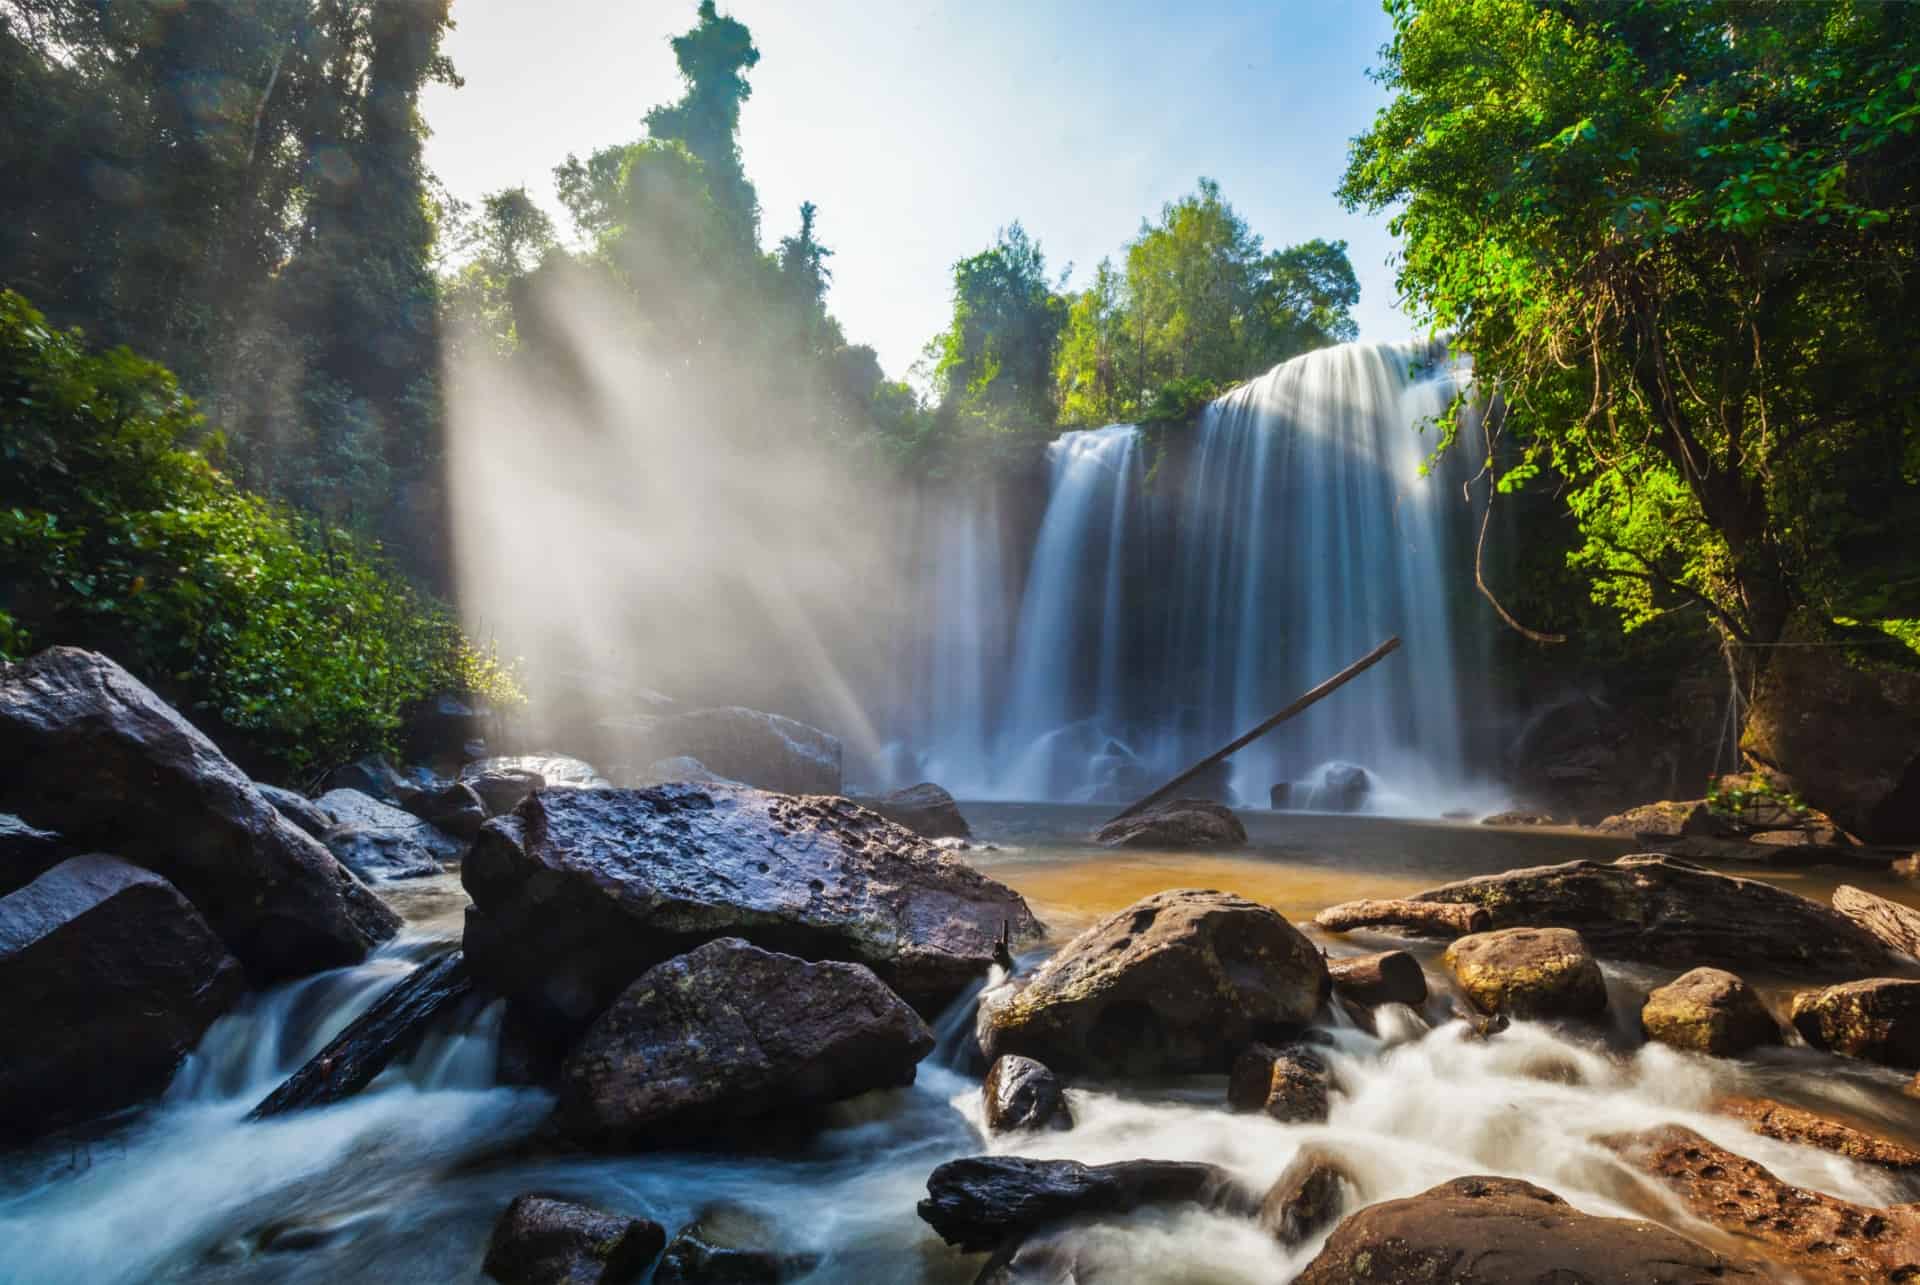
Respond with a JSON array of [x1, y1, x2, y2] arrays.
[[1314, 899, 1489, 938], [249, 950, 472, 1119], [1833, 884, 1920, 960]]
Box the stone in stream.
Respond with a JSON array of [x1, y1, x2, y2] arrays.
[[1833, 883, 1920, 960], [1406, 853, 1897, 978], [464, 768, 546, 817], [463, 783, 1041, 1034], [1228, 1043, 1332, 1124], [1312, 898, 1489, 938], [863, 781, 971, 840], [1293, 1173, 1757, 1282], [916, 1155, 1258, 1253], [1640, 966, 1780, 1056], [976, 889, 1328, 1078], [1790, 977, 1920, 1068], [1442, 927, 1608, 1022], [982, 1054, 1073, 1134], [461, 753, 608, 791], [0, 647, 398, 978], [317, 787, 460, 881], [1326, 950, 1428, 1008], [1715, 1094, 1920, 1170], [482, 1193, 666, 1285], [1259, 1146, 1353, 1247], [249, 951, 474, 1119], [553, 938, 933, 1149], [0, 811, 68, 896], [1605, 1124, 1920, 1281], [321, 753, 420, 806], [404, 780, 488, 840], [1093, 799, 1246, 850], [653, 1205, 817, 1284], [0, 855, 245, 1141]]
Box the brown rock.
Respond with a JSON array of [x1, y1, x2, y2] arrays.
[[1791, 978, 1920, 1068], [1715, 1095, 1920, 1171], [977, 889, 1328, 1078], [1313, 899, 1489, 938], [1640, 967, 1779, 1056], [1326, 950, 1427, 1008], [1594, 799, 1722, 839], [863, 782, 969, 840], [982, 1054, 1072, 1134], [482, 1194, 666, 1285], [1228, 1043, 1330, 1124], [1094, 799, 1246, 850], [1293, 1173, 1753, 1283], [1443, 927, 1608, 1021], [1833, 884, 1920, 960], [1259, 1147, 1351, 1247]]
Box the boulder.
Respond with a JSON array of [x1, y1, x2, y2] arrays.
[[1228, 1042, 1331, 1123], [253, 784, 331, 840], [1593, 798, 1720, 839], [553, 938, 933, 1149], [977, 889, 1327, 1078], [462, 754, 607, 790], [1791, 978, 1920, 1068], [983, 1054, 1073, 1134], [0, 855, 245, 1140], [1326, 950, 1427, 1009], [1715, 1095, 1920, 1170], [403, 693, 489, 767], [465, 768, 546, 817], [1269, 783, 1291, 810], [0, 811, 67, 896], [1442, 927, 1607, 1021], [634, 756, 737, 786], [0, 647, 398, 977], [653, 1206, 815, 1284], [1304, 762, 1370, 812], [864, 782, 970, 840], [482, 1194, 666, 1285], [1093, 800, 1246, 850], [1314, 899, 1488, 938], [916, 1156, 1257, 1253], [322, 753, 418, 805], [1640, 967, 1779, 1056], [1294, 1174, 1753, 1283], [404, 780, 488, 840], [1259, 1147, 1352, 1247], [1479, 810, 1557, 826], [1407, 853, 1896, 978], [463, 783, 1041, 1033], [1606, 1124, 1920, 1281], [317, 788, 459, 881], [1833, 884, 1920, 960], [612, 707, 841, 796]]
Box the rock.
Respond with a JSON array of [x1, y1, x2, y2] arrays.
[[635, 756, 736, 786], [1606, 1124, 1920, 1281], [1442, 927, 1607, 1021], [613, 707, 841, 796], [1833, 884, 1920, 960], [253, 784, 331, 840], [1715, 1094, 1920, 1170], [1640, 967, 1779, 1056], [404, 693, 488, 768], [1313, 898, 1489, 938], [1407, 853, 1896, 978], [462, 754, 607, 791], [1743, 614, 1920, 843], [1259, 1147, 1352, 1247], [0, 647, 398, 977], [0, 811, 67, 896], [1268, 783, 1291, 810], [1791, 978, 1920, 1068], [977, 889, 1327, 1078], [322, 753, 418, 805], [1304, 762, 1370, 812], [1228, 1043, 1330, 1123], [1093, 800, 1246, 850], [463, 783, 1040, 1033], [554, 938, 933, 1149], [983, 1055, 1073, 1134], [865, 782, 970, 840], [250, 951, 474, 1118], [482, 1194, 666, 1285], [1480, 810, 1557, 826], [466, 768, 546, 817], [0, 855, 245, 1140], [403, 780, 488, 840], [1293, 1173, 1754, 1283], [1326, 950, 1428, 1008], [916, 1156, 1257, 1253], [317, 788, 460, 880], [653, 1205, 816, 1284], [1897, 854, 1920, 883], [1593, 798, 1722, 839]]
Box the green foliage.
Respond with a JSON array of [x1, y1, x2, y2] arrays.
[[1705, 771, 1806, 820], [0, 291, 519, 774], [643, 0, 763, 247], [926, 224, 1067, 443]]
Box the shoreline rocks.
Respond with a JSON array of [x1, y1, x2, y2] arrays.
[[1094, 800, 1246, 850], [1442, 926, 1607, 1021]]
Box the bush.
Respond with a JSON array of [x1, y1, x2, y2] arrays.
[[0, 290, 520, 775]]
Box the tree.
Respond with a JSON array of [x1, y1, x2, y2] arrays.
[[1341, 0, 1920, 648], [644, 0, 761, 247], [929, 223, 1066, 438]]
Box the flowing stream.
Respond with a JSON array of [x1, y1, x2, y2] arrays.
[[5, 811, 1920, 1283]]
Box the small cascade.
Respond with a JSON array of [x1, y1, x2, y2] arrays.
[[908, 490, 1011, 795]]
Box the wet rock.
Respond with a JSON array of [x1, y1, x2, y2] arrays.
[[1407, 853, 1896, 978], [463, 783, 1040, 1033], [653, 1206, 815, 1284], [404, 693, 489, 770], [1259, 1147, 1352, 1247], [0, 811, 67, 896], [1314, 897, 1489, 938], [865, 782, 970, 840], [554, 938, 933, 1149], [916, 1156, 1257, 1253], [1093, 800, 1246, 850], [1295, 1173, 1754, 1282], [1640, 966, 1779, 1056], [1715, 1094, 1920, 1170], [322, 753, 418, 805], [1326, 950, 1427, 1008], [632, 756, 737, 786], [403, 780, 488, 840], [1228, 1042, 1331, 1123], [1442, 926, 1607, 1021], [612, 707, 841, 796], [317, 788, 459, 881], [977, 889, 1327, 1078], [482, 1193, 666, 1285], [1833, 883, 1920, 960], [1268, 783, 1291, 810], [0, 647, 398, 977], [983, 1054, 1072, 1134], [1480, 810, 1557, 826], [465, 768, 546, 817], [1791, 978, 1920, 1068], [0, 855, 245, 1141], [1305, 762, 1371, 812], [462, 753, 607, 791], [1593, 798, 1721, 839], [252, 784, 331, 840], [1606, 1124, 1920, 1281]]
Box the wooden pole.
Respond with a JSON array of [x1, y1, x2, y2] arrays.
[[1105, 636, 1403, 825]]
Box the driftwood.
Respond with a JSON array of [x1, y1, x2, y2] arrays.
[[1314, 899, 1489, 938], [249, 950, 473, 1119], [1833, 884, 1920, 961], [1107, 637, 1401, 826], [1327, 950, 1429, 1007]]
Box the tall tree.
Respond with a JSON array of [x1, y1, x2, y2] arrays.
[[644, 0, 761, 247], [930, 223, 1066, 437]]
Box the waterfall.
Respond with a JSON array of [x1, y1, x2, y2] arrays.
[[909, 490, 1009, 796]]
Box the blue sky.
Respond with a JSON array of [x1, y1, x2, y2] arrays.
[[422, 0, 1412, 380]]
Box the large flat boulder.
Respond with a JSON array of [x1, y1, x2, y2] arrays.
[[0, 648, 398, 977], [611, 707, 841, 795], [1408, 853, 1896, 978], [553, 938, 932, 1149], [977, 889, 1328, 1078], [0, 855, 245, 1140], [463, 783, 1041, 1032]]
